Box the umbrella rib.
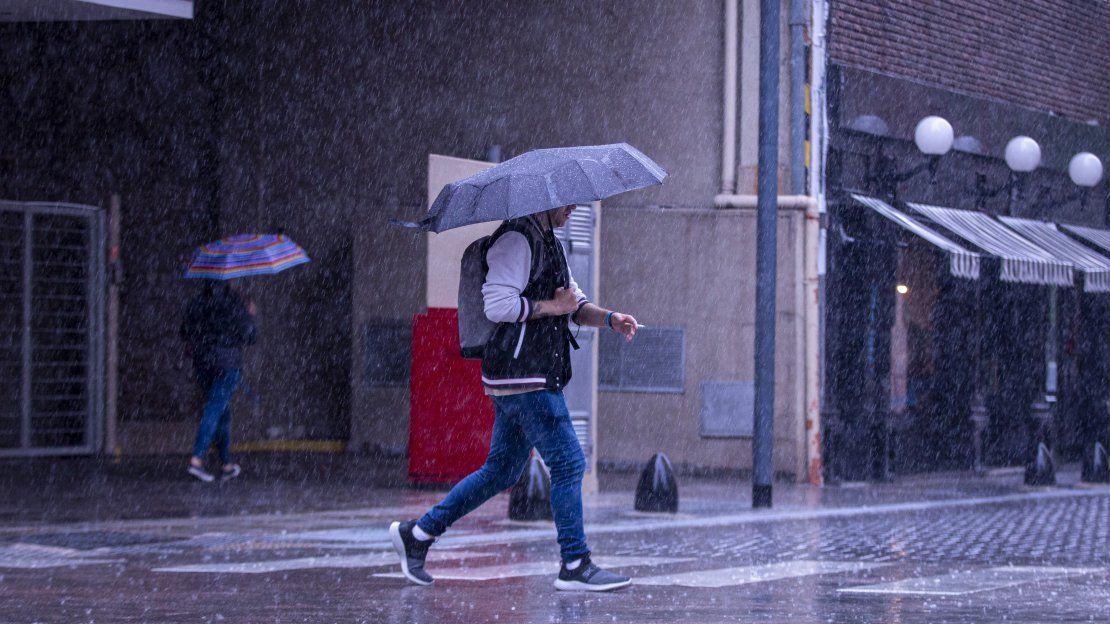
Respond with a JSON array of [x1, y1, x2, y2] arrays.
[[572, 158, 600, 200]]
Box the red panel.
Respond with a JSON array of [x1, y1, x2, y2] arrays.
[[409, 308, 494, 484]]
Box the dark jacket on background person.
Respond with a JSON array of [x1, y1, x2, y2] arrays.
[[180, 283, 257, 372]]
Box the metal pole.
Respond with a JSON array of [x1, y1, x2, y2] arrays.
[[20, 210, 32, 450], [105, 194, 121, 458], [752, 0, 780, 509]]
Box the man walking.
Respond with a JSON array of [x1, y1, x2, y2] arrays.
[[391, 204, 638, 591]]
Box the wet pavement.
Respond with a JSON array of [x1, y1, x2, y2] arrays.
[[2, 455, 1108, 623]]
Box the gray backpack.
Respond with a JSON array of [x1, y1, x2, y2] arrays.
[[457, 225, 545, 359], [458, 236, 496, 359]]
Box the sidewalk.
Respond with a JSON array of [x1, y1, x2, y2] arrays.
[[0, 451, 1091, 528]]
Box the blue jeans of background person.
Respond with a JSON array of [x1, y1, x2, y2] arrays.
[[192, 367, 241, 464], [417, 390, 589, 562]]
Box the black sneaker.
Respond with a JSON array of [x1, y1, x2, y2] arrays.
[[389, 520, 434, 586], [220, 464, 242, 482], [553, 556, 631, 592]]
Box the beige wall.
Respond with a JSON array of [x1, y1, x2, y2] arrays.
[[597, 206, 808, 479], [350, 201, 810, 479], [350, 155, 496, 455], [349, 200, 427, 456]]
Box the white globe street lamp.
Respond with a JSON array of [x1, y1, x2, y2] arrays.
[[1004, 136, 1041, 172], [914, 116, 954, 155], [1068, 152, 1104, 187]]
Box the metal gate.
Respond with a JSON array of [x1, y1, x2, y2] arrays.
[[1, 201, 104, 456]]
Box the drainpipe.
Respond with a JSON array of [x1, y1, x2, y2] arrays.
[[789, 0, 807, 196], [714, 194, 814, 209], [105, 193, 121, 459], [788, 0, 811, 472], [802, 188, 821, 485], [791, 0, 822, 487], [808, 0, 829, 486], [722, 0, 739, 194]]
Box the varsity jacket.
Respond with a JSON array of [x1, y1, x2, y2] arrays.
[[480, 216, 588, 392]]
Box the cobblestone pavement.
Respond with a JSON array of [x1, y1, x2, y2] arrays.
[[1, 460, 1108, 623]]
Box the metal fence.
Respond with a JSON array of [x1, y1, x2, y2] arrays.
[[0, 201, 104, 456]]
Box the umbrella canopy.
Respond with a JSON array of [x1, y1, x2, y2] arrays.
[[398, 143, 667, 233], [185, 234, 310, 280]]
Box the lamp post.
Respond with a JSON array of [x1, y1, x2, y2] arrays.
[[857, 116, 954, 481], [1029, 152, 1104, 218], [1060, 152, 1110, 485], [975, 136, 1042, 214], [868, 116, 954, 200], [1026, 151, 1105, 486]]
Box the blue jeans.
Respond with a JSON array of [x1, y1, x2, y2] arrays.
[[418, 390, 589, 562], [192, 368, 241, 464]]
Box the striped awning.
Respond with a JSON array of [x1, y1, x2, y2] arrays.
[[908, 203, 1073, 287], [1061, 223, 1110, 256], [1000, 217, 1110, 293], [850, 194, 980, 279]]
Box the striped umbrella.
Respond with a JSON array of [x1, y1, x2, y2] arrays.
[[185, 234, 310, 280]]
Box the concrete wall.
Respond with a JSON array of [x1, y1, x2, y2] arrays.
[[599, 207, 808, 477], [1, 0, 812, 477]]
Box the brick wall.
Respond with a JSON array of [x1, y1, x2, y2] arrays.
[[829, 0, 1110, 126]]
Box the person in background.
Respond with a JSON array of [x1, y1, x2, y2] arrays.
[[180, 280, 257, 482]]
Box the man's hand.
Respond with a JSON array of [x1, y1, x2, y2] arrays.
[[532, 287, 579, 319], [247, 300, 258, 316], [609, 312, 638, 342], [551, 287, 579, 315]]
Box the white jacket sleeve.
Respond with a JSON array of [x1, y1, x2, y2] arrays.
[[482, 232, 532, 323], [482, 231, 591, 324]]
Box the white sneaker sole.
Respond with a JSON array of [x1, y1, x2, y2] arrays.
[[187, 467, 214, 483], [553, 578, 632, 592], [389, 522, 433, 586]]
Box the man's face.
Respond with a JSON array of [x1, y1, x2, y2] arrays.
[[548, 205, 576, 228]]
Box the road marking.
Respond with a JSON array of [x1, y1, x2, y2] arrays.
[[636, 560, 880, 588], [0, 544, 122, 569], [375, 556, 687, 582], [839, 566, 1103, 596], [283, 527, 393, 543], [153, 549, 489, 574]]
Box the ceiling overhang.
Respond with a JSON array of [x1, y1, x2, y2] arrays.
[[0, 0, 192, 22]]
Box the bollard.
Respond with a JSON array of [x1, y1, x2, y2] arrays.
[[1024, 401, 1056, 486], [1025, 442, 1056, 487], [634, 453, 679, 513], [1081, 442, 1109, 484], [508, 453, 552, 521], [1082, 399, 1110, 484], [969, 398, 990, 475]]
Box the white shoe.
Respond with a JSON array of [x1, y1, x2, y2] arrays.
[[187, 464, 215, 483]]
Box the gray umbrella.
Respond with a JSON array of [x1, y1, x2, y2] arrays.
[[396, 143, 667, 233]]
